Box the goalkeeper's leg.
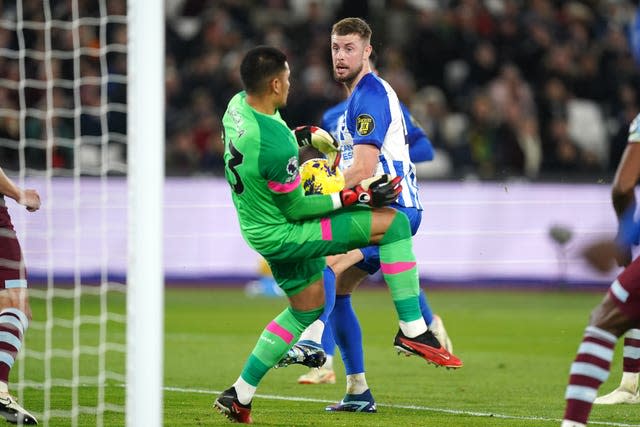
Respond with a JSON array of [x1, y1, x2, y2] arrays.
[[365, 209, 461, 368], [277, 267, 336, 369], [215, 269, 325, 423]]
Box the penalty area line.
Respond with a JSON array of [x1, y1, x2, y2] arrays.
[[163, 385, 640, 427]]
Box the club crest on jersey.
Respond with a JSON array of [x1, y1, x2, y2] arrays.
[[356, 114, 375, 136], [286, 156, 298, 182]]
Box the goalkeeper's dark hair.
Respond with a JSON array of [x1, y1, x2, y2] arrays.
[[240, 46, 288, 95]]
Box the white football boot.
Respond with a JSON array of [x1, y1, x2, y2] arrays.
[[430, 314, 453, 353], [595, 372, 640, 404], [297, 367, 336, 384], [594, 387, 640, 404], [0, 393, 38, 425]]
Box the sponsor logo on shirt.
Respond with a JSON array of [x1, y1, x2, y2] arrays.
[[286, 156, 298, 182], [356, 114, 375, 136], [341, 144, 353, 164], [228, 106, 245, 137]]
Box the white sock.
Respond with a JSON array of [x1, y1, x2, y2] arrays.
[[0, 382, 7, 394], [399, 318, 428, 338], [561, 421, 586, 427], [620, 372, 639, 392], [346, 373, 368, 395], [323, 355, 334, 370], [299, 319, 324, 343], [232, 376, 256, 405]]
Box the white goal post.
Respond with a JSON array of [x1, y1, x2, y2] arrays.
[[126, 1, 164, 426], [0, 0, 164, 425]]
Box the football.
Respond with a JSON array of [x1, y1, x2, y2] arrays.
[[299, 158, 345, 195]]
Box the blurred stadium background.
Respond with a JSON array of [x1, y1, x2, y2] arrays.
[[4, 0, 640, 286], [4, 0, 640, 180]]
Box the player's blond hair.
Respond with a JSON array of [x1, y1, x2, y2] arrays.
[[331, 17, 372, 43]]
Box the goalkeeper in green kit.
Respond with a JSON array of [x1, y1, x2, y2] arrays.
[[214, 45, 447, 424]]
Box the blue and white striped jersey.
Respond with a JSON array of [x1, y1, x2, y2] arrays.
[[322, 99, 434, 163], [334, 72, 422, 210]]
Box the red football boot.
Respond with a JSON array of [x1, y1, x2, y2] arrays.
[[214, 387, 253, 424], [394, 329, 463, 369]]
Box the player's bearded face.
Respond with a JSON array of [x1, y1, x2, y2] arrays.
[[331, 35, 366, 84], [334, 60, 363, 84]]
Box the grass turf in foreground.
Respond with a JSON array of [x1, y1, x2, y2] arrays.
[[165, 288, 639, 426], [18, 287, 640, 426]]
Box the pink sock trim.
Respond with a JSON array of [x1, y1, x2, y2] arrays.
[[320, 218, 332, 240], [381, 261, 416, 275], [265, 321, 294, 344]]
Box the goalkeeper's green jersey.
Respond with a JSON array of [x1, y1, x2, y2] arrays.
[[221, 92, 337, 256]]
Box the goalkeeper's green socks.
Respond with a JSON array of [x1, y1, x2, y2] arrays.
[[233, 305, 323, 404], [379, 211, 427, 338]]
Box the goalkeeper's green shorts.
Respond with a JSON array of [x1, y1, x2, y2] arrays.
[[263, 205, 373, 296]]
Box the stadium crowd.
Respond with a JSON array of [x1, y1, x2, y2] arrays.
[[1, 0, 640, 181]]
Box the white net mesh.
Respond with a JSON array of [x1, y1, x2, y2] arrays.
[[0, 1, 128, 425]]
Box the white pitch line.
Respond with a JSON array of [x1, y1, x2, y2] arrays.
[[164, 385, 640, 427]]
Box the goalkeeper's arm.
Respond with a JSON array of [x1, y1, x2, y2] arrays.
[[274, 175, 402, 222]]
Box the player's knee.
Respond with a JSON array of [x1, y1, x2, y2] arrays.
[[289, 278, 325, 313], [380, 210, 411, 245], [588, 295, 631, 337], [290, 305, 324, 328], [335, 265, 368, 295]]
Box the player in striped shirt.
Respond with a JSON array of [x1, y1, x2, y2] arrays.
[[571, 5, 640, 412], [295, 55, 454, 392], [563, 114, 640, 425], [279, 18, 462, 413], [578, 113, 640, 410], [0, 167, 39, 425]]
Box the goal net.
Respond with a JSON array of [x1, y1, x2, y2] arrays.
[[0, 1, 163, 426]]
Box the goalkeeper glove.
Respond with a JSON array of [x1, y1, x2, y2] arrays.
[[338, 174, 402, 208], [294, 126, 341, 169]]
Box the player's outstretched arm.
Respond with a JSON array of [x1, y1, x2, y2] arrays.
[[408, 133, 434, 163], [338, 175, 401, 207], [0, 167, 40, 212], [274, 175, 402, 221]]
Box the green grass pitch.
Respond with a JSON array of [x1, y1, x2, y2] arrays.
[[19, 287, 640, 426]]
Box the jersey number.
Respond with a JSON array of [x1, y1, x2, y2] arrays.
[[227, 141, 245, 194]]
